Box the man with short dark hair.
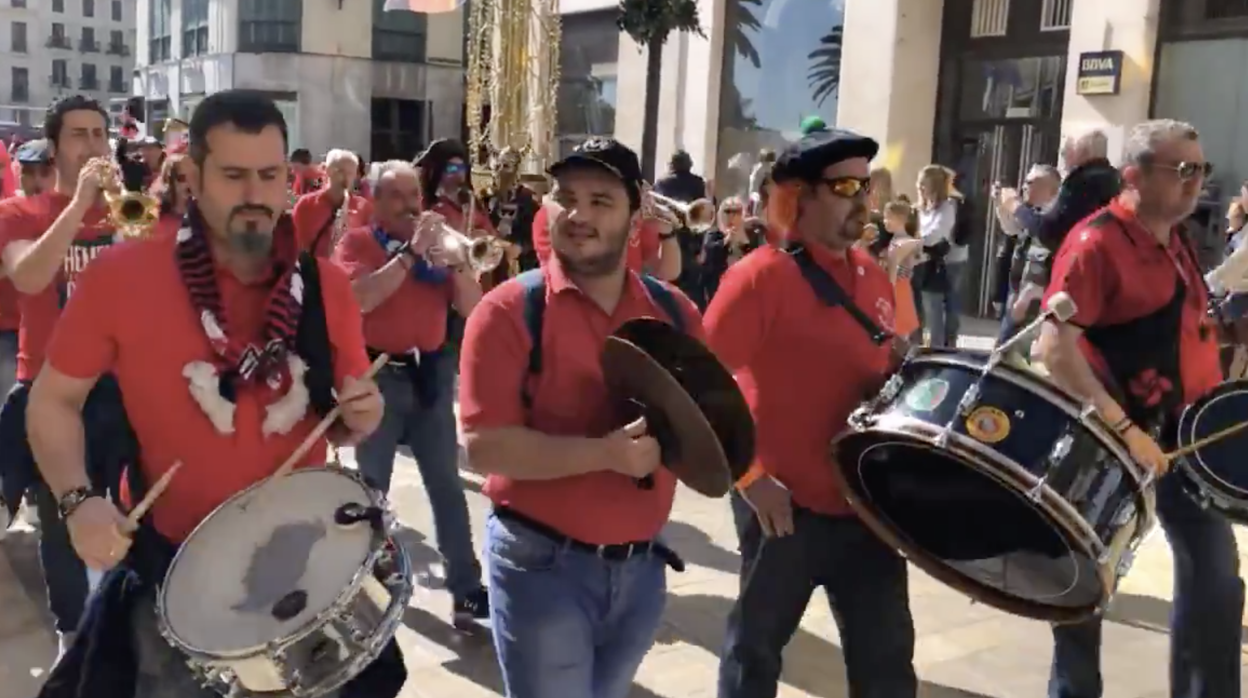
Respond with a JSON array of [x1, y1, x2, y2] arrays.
[[28, 89, 389, 697]]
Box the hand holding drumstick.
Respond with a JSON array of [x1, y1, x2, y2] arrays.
[[66, 462, 182, 572]]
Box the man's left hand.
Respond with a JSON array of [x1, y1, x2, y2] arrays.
[[998, 187, 1021, 214], [336, 375, 384, 443]]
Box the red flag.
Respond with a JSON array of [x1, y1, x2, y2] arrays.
[[382, 0, 464, 13]]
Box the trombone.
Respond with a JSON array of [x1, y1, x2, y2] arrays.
[[645, 190, 716, 233]]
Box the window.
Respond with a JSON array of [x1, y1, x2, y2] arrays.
[[556, 12, 619, 157], [148, 0, 171, 62], [83, 0, 94, 18], [1205, 0, 1248, 19], [49, 21, 70, 49], [109, 65, 124, 92], [11, 21, 27, 53], [52, 59, 69, 87], [11, 67, 29, 102], [108, 29, 127, 55], [182, 0, 209, 57], [238, 0, 301, 54], [11, 0, 26, 8], [111, 0, 121, 21], [80, 26, 98, 52], [371, 98, 427, 161], [51, 0, 62, 11], [80, 63, 97, 90], [371, 0, 426, 62]]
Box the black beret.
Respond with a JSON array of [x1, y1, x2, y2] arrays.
[[772, 127, 879, 183]]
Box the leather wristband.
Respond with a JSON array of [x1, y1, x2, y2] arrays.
[[57, 486, 98, 520]]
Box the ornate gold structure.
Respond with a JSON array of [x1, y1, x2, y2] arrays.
[[464, 0, 561, 193]]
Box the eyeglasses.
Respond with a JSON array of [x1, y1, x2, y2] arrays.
[[1149, 161, 1213, 182], [722, 208, 743, 215], [819, 176, 872, 199], [444, 163, 466, 175]]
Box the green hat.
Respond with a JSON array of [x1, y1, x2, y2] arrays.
[[799, 116, 827, 136]]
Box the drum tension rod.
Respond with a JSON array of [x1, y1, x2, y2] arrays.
[[334, 503, 386, 532]]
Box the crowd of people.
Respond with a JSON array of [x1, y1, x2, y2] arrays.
[[0, 88, 1241, 698]]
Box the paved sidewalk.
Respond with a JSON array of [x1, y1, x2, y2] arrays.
[[2, 451, 1245, 698]]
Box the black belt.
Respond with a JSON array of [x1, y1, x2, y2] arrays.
[[495, 507, 685, 572], [367, 347, 418, 368]]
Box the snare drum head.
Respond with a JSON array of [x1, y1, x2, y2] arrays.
[[161, 468, 378, 655], [1178, 379, 1248, 501]]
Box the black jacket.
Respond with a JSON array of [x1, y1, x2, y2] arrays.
[[1015, 157, 1122, 252]]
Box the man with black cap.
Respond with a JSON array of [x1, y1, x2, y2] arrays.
[[706, 126, 917, 698], [459, 136, 702, 698]]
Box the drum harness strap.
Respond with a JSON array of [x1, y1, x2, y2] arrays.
[[786, 244, 892, 345], [501, 268, 687, 572]]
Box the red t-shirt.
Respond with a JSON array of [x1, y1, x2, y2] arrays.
[[0, 197, 24, 332], [45, 233, 371, 542], [1044, 198, 1222, 408], [292, 189, 374, 258], [0, 192, 117, 380], [532, 205, 663, 274], [704, 243, 897, 516], [459, 259, 703, 544], [429, 195, 496, 237], [333, 227, 452, 353]]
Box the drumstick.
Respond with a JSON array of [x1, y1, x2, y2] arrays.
[[1166, 420, 1248, 460], [262, 352, 391, 485], [124, 461, 182, 530]]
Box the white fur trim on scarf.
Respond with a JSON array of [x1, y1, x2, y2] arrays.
[[262, 355, 310, 437], [176, 226, 192, 243], [183, 361, 236, 434]]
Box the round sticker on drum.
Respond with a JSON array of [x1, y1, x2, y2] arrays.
[[966, 406, 1011, 444], [904, 379, 950, 412]]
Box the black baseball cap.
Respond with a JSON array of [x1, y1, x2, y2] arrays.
[[549, 137, 644, 207], [772, 126, 879, 184]]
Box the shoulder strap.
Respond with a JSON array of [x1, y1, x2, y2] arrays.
[[639, 274, 686, 333], [786, 245, 890, 345], [515, 269, 547, 410], [294, 251, 338, 417]]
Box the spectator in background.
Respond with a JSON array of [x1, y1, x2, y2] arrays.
[[654, 149, 708, 203], [992, 164, 1061, 346], [1009, 129, 1121, 253], [915, 164, 966, 348], [747, 148, 775, 204]]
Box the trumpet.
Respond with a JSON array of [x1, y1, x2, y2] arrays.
[[434, 223, 508, 274], [86, 140, 159, 238], [645, 190, 716, 233]]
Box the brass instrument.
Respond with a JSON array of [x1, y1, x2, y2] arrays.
[[436, 223, 508, 274], [88, 140, 159, 238], [645, 191, 717, 233]]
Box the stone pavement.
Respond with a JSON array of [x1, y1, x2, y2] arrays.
[[2, 450, 1246, 698]]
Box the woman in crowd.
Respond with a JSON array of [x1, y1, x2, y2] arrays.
[[700, 196, 763, 305], [915, 164, 966, 348]]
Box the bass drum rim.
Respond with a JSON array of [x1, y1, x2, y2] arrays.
[[1176, 380, 1248, 522], [831, 419, 1123, 624]]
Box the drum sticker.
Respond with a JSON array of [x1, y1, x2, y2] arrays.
[[904, 379, 950, 412], [966, 406, 1011, 444]]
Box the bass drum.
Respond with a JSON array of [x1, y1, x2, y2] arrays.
[[1175, 378, 1248, 524], [831, 348, 1154, 624]]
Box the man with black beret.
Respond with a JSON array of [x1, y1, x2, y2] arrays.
[[706, 125, 918, 697]]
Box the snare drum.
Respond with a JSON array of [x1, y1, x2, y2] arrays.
[[831, 348, 1155, 624], [158, 466, 412, 697], [1176, 379, 1248, 524]]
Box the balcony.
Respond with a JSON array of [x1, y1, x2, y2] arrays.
[[45, 35, 73, 50], [10, 90, 29, 104], [106, 42, 130, 57], [79, 77, 99, 91], [79, 39, 100, 53]]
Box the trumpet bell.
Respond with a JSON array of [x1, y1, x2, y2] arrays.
[[647, 192, 717, 233], [104, 191, 161, 239], [437, 224, 507, 273]]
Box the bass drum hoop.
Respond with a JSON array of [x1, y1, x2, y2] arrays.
[[156, 465, 388, 661], [1177, 382, 1248, 500], [834, 416, 1141, 623]]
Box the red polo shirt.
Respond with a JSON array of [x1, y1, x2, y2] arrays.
[[429, 195, 496, 237], [44, 233, 371, 542], [0, 192, 117, 380], [459, 259, 703, 544], [1044, 198, 1221, 407], [532, 205, 662, 273], [705, 243, 897, 516], [292, 188, 374, 258], [333, 226, 452, 353]]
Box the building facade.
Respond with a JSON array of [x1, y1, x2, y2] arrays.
[[132, 0, 466, 160], [0, 0, 138, 129], [607, 0, 1248, 315]]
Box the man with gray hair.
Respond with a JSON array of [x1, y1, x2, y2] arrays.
[[1037, 119, 1242, 698], [291, 148, 373, 257]]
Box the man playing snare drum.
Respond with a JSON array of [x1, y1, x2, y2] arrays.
[[1037, 119, 1243, 698], [25, 90, 389, 698]]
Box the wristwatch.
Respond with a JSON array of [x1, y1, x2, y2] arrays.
[[57, 486, 100, 520]]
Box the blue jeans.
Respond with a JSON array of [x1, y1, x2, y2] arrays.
[[354, 361, 480, 598], [921, 261, 966, 348], [1048, 472, 1244, 698], [485, 512, 667, 698], [719, 507, 917, 698], [0, 330, 16, 401]]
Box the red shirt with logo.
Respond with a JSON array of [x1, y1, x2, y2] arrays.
[[705, 243, 897, 516], [292, 188, 374, 258]]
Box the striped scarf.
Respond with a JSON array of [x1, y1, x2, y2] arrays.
[[176, 202, 305, 399]]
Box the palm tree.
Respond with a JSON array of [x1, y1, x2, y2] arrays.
[[617, 0, 704, 179], [726, 0, 762, 70], [806, 24, 843, 108]]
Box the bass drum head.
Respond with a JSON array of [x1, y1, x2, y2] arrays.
[[1178, 379, 1248, 522], [161, 468, 378, 657], [834, 430, 1104, 621]]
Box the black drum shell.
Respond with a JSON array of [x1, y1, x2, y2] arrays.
[[1176, 379, 1248, 525], [833, 349, 1152, 623]]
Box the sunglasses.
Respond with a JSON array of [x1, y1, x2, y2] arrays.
[[1148, 160, 1213, 182], [819, 176, 872, 199], [722, 208, 743, 215], [444, 163, 466, 175]]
